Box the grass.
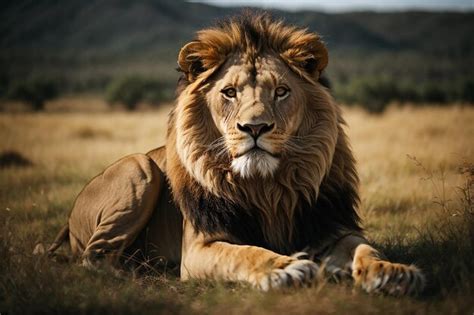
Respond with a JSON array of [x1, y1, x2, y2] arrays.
[[0, 100, 473, 314]]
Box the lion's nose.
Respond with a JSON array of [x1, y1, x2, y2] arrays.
[[237, 122, 275, 139]]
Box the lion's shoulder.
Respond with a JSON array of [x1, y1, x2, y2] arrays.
[[146, 146, 166, 171]]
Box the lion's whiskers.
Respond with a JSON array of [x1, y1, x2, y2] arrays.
[[206, 136, 225, 149], [205, 136, 230, 159]]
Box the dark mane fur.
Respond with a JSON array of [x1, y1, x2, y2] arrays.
[[179, 158, 361, 254]]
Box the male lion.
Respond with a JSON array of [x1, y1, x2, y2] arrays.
[[49, 14, 425, 295]]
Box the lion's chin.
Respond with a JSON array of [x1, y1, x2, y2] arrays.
[[231, 150, 279, 179]]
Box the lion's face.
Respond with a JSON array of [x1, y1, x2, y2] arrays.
[[173, 14, 339, 194], [204, 54, 306, 178]]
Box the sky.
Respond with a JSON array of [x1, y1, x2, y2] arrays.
[[192, 0, 474, 12]]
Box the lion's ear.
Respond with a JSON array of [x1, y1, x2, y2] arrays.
[[280, 35, 328, 80], [178, 40, 225, 82], [178, 41, 205, 81]]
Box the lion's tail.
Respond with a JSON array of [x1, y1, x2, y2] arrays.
[[47, 223, 69, 256]]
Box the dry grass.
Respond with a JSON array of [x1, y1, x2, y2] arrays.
[[0, 101, 473, 314]]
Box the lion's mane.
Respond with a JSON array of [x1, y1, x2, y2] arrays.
[[166, 13, 361, 254]]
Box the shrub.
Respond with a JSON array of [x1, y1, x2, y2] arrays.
[[0, 75, 8, 98], [422, 84, 447, 103], [337, 77, 399, 113], [105, 76, 165, 110], [461, 80, 474, 103], [6, 78, 59, 111], [0, 151, 33, 168]]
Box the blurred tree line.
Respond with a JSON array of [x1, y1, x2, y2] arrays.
[[333, 76, 474, 113], [1, 72, 472, 113], [0, 75, 174, 111]]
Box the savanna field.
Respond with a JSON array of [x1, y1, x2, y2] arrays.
[[0, 99, 473, 314]]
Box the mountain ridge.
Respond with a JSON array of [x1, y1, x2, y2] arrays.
[[1, 1, 472, 56]]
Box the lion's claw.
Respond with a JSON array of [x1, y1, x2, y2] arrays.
[[258, 259, 319, 291]]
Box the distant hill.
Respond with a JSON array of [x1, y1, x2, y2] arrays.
[[2, 1, 473, 56], [1, 0, 473, 108]]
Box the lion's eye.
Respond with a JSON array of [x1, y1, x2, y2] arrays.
[[221, 87, 237, 99], [275, 86, 290, 99]]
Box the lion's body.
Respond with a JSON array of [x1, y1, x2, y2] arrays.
[[57, 146, 182, 267], [49, 13, 425, 295]]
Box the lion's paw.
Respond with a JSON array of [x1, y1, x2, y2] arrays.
[[256, 258, 319, 291], [352, 245, 425, 296]]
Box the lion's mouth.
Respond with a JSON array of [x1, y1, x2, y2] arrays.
[[231, 146, 281, 178], [235, 146, 280, 159]]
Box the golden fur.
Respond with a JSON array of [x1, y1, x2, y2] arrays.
[[49, 13, 425, 295]]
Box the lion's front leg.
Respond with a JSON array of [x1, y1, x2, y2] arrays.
[[321, 234, 425, 296], [180, 221, 318, 291]]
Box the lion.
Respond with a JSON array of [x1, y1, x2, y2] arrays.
[[49, 13, 425, 295]]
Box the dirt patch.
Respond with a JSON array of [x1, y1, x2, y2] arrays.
[[73, 126, 112, 139]]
